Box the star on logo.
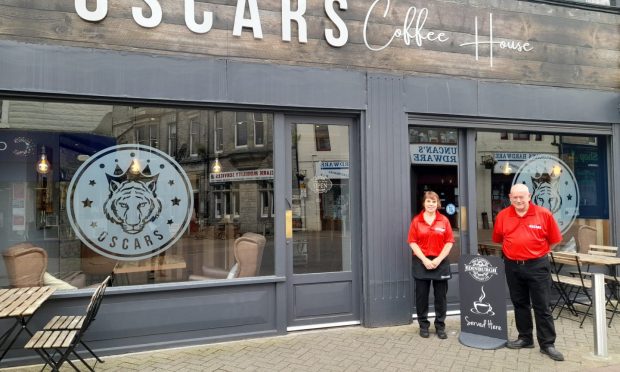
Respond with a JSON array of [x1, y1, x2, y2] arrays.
[[82, 198, 93, 208], [168, 180, 175, 186], [90, 222, 98, 228], [567, 194, 572, 200], [167, 219, 174, 225], [89, 180, 96, 186], [171, 197, 180, 206]]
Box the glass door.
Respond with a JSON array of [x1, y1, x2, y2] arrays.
[[408, 126, 463, 309], [286, 116, 360, 330]]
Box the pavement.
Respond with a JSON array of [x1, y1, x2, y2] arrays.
[[4, 312, 620, 372]]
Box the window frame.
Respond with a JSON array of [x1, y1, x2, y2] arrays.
[[521, 0, 619, 13]]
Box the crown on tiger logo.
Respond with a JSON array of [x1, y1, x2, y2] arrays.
[[106, 163, 159, 185]]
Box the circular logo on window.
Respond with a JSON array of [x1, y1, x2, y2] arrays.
[[512, 154, 579, 235], [67, 144, 193, 261]]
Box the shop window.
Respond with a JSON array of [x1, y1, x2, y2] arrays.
[[0, 100, 275, 289], [500, 132, 508, 140], [475, 130, 610, 257], [314, 125, 331, 151]]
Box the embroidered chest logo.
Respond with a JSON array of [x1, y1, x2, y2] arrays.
[[67, 145, 193, 260], [513, 154, 579, 235], [528, 224, 542, 230]]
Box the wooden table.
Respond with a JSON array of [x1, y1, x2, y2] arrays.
[[113, 255, 187, 284], [113, 254, 186, 274], [0, 286, 55, 363]]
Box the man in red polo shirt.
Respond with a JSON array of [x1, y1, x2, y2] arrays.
[[492, 183, 564, 361]]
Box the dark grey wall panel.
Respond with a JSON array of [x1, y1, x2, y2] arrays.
[[226, 61, 366, 110], [403, 76, 620, 124], [403, 76, 479, 116], [0, 40, 228, 102], [612, 124, 620, 246], [363, 74, 411, 327], [294, 281, 353, 318], [1, 283, 280, 367], [0, 40, 366, 110], [478, 82, 620, 123]]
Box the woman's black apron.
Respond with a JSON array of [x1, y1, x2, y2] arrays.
[[412, 256, 452, 280]]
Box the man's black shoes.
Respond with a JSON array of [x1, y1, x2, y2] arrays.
[[506, 339, 535, 349], [540, 346, 564, 361], [436, 328, 447, 339], [419, 328, 430, 338]]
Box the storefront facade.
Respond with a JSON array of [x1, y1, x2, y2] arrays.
[[0, 0, 618, 366]]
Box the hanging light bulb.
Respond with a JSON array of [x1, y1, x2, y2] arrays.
[[212, 158, 222, 174], [36, 146, 51, 174], [502, 162, 512, 176], [129, 158, 141, 174]]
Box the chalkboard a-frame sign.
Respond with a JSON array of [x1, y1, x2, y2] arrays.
[[458, 255, 508, 349]]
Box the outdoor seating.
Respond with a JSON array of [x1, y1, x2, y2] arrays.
[[579, 246, 620, 326], [550, 252, 592, 328], [24, 275, 112, 371]]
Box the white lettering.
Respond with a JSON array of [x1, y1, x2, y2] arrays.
[[363, 1, 448, 51], [132, 0, 162, 28], [75, 0, 108, 22], [324, 0, 348, 47], [185, 0, 213, 34], [282, 0, 307, 43], [0, 142, 6, 151], [459, 13, 533, 67], [233, 0, 263, 39]]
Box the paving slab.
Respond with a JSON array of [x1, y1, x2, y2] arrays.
[[4, 312, 620, 372]]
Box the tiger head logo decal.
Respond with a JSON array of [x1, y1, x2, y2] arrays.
[[513, 154, 579, 235], [103, 164, 162, 235], [67, 145, 193, 261]]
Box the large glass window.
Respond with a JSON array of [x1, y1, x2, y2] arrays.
[[0, 100, 274, 290], [475, 131, 610, 255]]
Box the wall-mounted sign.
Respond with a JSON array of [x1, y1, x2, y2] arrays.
[[67, 144, 193, 261], [459, 255, 507, 349], [410, 144, 457, 165], [512, 154, 579, 234], [317, 161, 349, 179], [73, 1, 533, 67], [209, 169, 274, 183]]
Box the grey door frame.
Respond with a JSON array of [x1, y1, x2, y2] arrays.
[[283, 115, 361, 330]]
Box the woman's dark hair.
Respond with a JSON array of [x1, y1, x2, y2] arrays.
[[422, 191, 441, 208]]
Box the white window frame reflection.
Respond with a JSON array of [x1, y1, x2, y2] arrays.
[[189, 117, 200, 156], [254, 113, 264, 147]]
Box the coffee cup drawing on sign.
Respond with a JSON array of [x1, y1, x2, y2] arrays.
[[471, 286, 495, 316]]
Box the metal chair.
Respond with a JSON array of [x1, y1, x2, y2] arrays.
[[24, 275, 112, 371], [550, 252, 592, 327]]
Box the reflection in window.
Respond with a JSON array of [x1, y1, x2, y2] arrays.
[[215, 117, 223, 153], [167, 122, 177, 157], [475, 130, 610, 258], [235, 113, 248, 147], [189, 117, 200, 156], [314, 125, 331, 151], [0, 101, 275, 289], [254, 114, 264, 146]]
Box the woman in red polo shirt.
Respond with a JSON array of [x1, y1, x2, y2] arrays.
[[407, 191, 454, 339]]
